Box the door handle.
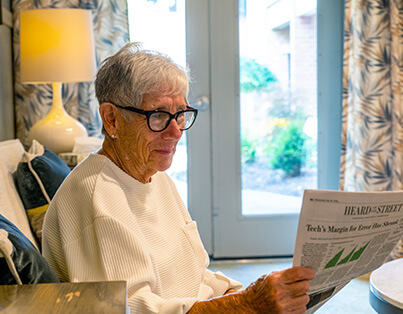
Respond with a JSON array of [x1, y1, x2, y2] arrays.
[[190, 96, 209, 111]]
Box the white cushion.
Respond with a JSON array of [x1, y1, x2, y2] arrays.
[[0, 139, 38, 247]]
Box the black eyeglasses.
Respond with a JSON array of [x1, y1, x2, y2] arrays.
[[113, 104, 198, 132]]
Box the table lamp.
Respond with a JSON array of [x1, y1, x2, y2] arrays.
[[20, 8, 96, 153]]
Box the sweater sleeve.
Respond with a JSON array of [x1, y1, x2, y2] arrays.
[[180, 220, 243, 297]]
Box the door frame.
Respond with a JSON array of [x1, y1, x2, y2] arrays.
[[186, 0, 214, 253]]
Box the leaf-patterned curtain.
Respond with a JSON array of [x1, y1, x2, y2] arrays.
[[12, 0, 129, 142], [341, 0, 403, 260]]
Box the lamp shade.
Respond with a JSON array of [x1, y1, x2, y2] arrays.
[[20, 9, 96, 83]]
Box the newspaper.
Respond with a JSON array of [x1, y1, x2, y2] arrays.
[[292, 189, 403, 313]]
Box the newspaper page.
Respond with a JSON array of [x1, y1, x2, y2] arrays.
[[292, 189, 403, 313]]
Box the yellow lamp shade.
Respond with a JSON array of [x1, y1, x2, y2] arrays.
[[20, 9, 96, 83]]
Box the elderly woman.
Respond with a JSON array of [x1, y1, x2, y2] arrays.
[[42, 43, 315, 313]]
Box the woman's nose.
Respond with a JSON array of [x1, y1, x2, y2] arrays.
[[163, 118, 182, 139]]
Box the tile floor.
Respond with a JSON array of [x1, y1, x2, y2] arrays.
[[209, 258, 376, 313]]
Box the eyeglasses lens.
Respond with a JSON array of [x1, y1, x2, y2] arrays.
[[182, 111, 195, 129], [149, 111, 195, 132], [149, 112, 169, 131]]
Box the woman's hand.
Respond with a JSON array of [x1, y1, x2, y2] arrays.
[[242, 267, 316, 313], [188, 267, 315, 313]]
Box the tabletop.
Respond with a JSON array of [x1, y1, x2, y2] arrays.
[[370, 258, 403, 312], [0, 281, 128, 314]]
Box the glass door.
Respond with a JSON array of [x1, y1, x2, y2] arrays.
[[208, 0, 343, 258], [210, 0, 317, 257]]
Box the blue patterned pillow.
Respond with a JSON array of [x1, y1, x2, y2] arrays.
[[14, 141, 70, 244], [0, 214, 59, 285]]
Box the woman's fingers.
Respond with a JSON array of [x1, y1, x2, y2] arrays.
[[286, 279, 311, 298], [279, 267, 316, 284]]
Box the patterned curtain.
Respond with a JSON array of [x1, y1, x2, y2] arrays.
[[341, 0, 403, 260], [12, 0, 129, 142]]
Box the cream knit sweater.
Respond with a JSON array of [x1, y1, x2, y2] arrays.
[[43, 154, 241, 313]]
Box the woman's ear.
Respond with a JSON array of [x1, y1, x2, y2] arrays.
[[99, 103, 119, 138]]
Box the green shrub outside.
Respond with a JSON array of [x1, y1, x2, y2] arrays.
[[264, 119, 308, 177], [239, 57, 316, 176], [239, 57, 276, 165], [241, 131, 257, 164], [240, 58, 277, 93]]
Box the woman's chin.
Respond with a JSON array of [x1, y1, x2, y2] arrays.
[[155, 159, 174, 173]]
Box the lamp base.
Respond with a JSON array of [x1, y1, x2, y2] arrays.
[[28, 115, 88, 154], [28, 82, 88, 154]]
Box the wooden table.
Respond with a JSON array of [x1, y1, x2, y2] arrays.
[[370, 259, 403, 314], [0, 281, 128, 313]]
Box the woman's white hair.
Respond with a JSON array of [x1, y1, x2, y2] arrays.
[[95, 42, 191, 113]]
